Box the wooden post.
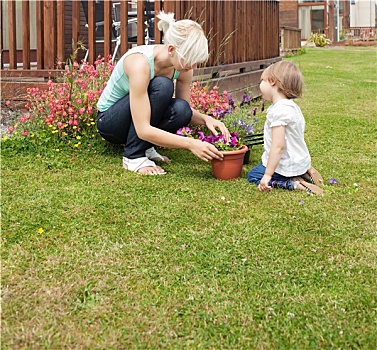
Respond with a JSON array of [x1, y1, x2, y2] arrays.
[[22, 1, 31, 69], [120, 0, 128, 56], [36, 0, 44, 69], [0, 1, 2, 69], [57, 0, 65, 63], [43, 1, 56, 69], [8, 0, 17, 69], [72, 0, 80, 53], [163, 0, 175, 14], [103, 0, 112, 60], [137, 0, 144, 45], [87, 0, 96, 63], [154, 0, 162, 44]]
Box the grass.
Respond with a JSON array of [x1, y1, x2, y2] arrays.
[[1, 47, 377, 349]]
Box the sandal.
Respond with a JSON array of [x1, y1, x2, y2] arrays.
[[306, 166, 324, 186], [145, 147, 171, 163], [123, 156, 166, 175], [293, 177, 324, 195]]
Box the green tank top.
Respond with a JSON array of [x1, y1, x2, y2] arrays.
[[97, 45, 180, 111]]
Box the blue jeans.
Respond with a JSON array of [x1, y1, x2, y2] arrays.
[[96, 76, 192, 158], [248, 162, 296, 191]]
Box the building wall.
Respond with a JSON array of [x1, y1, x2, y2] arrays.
[[279, 0, 299, 27], [350, 0, 376, 27]]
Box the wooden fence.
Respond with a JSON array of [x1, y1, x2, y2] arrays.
[[1, 0, 281, 102], [343, 27, 377, 42], [280, 26, 301, 55]]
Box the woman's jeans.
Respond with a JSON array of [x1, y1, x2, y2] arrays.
[[96, 76, 192, 158], [248, 162, 296, 191]]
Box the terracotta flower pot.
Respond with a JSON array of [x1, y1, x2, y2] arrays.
[[211, 145, 249, 180]]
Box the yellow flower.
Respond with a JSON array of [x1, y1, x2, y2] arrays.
[[14, 131, 18, 135], [76, 136, 81, 140], [73, 126, 77, 130], [3, 137, 8, 141], [38, 227, 44, 234], [55, 149, 60, 152]]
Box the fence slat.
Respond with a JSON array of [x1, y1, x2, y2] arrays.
[[72, 0, 80, 51], [87, 0, 96, 62], [57, 0, 65, 62], [120, 0, 128, 55], [103, 0, 112, 59], [22, 1, 30, 69], [8, 0, 17, 69], [36, 0, 44, 69], [154, 0, 162, 44], [0, 1, 3, 69], [137, 0, 145, 45], [43, 1, 56, 69]]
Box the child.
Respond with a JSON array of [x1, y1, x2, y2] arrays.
[[248, 61, 324, 194]]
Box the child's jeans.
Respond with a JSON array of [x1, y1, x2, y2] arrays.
[[96, 76, 192, 158], [248, 162, 296, 190]]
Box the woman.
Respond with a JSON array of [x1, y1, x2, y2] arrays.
[[96, 11, 229, 175]]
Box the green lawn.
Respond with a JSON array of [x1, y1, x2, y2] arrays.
[[2, 47, 377, 349]]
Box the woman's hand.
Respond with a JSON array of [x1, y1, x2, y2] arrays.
[[205, 117, 230, 142], [189, 139, 224, 162]]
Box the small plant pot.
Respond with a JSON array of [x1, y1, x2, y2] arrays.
[[211, 145, 249, 180], [243, 147, 252, 165]]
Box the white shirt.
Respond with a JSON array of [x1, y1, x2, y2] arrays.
[[261, 99, 311, 177]]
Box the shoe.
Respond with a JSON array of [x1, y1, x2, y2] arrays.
[[145, 147, 171, 163], [293, 177, 324, 195], [306, 166, 324, 186], [122, 156, 166, 175]]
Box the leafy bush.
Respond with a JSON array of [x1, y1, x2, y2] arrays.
[[307, 33, 332, 47], [5, 53, 114, 147]]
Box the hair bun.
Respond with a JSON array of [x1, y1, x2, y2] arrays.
[[157, 10, 175, 33]]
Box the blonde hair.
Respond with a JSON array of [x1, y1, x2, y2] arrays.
[[156, 11, 209, 67], [261, 61, 303, 99]]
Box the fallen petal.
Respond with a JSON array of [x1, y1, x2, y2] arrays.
[[329, 178, 339, 184]]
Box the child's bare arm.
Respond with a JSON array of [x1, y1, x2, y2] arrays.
[[259, 126, 286, 191]]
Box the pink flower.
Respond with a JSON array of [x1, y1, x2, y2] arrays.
[[8, 126, 14, 133], [23, 129, 29, 137], [6, 100, 11, 106]]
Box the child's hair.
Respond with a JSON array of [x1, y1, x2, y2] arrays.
[[156, 11, 209, 67], [261, 61, 303, 99]]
